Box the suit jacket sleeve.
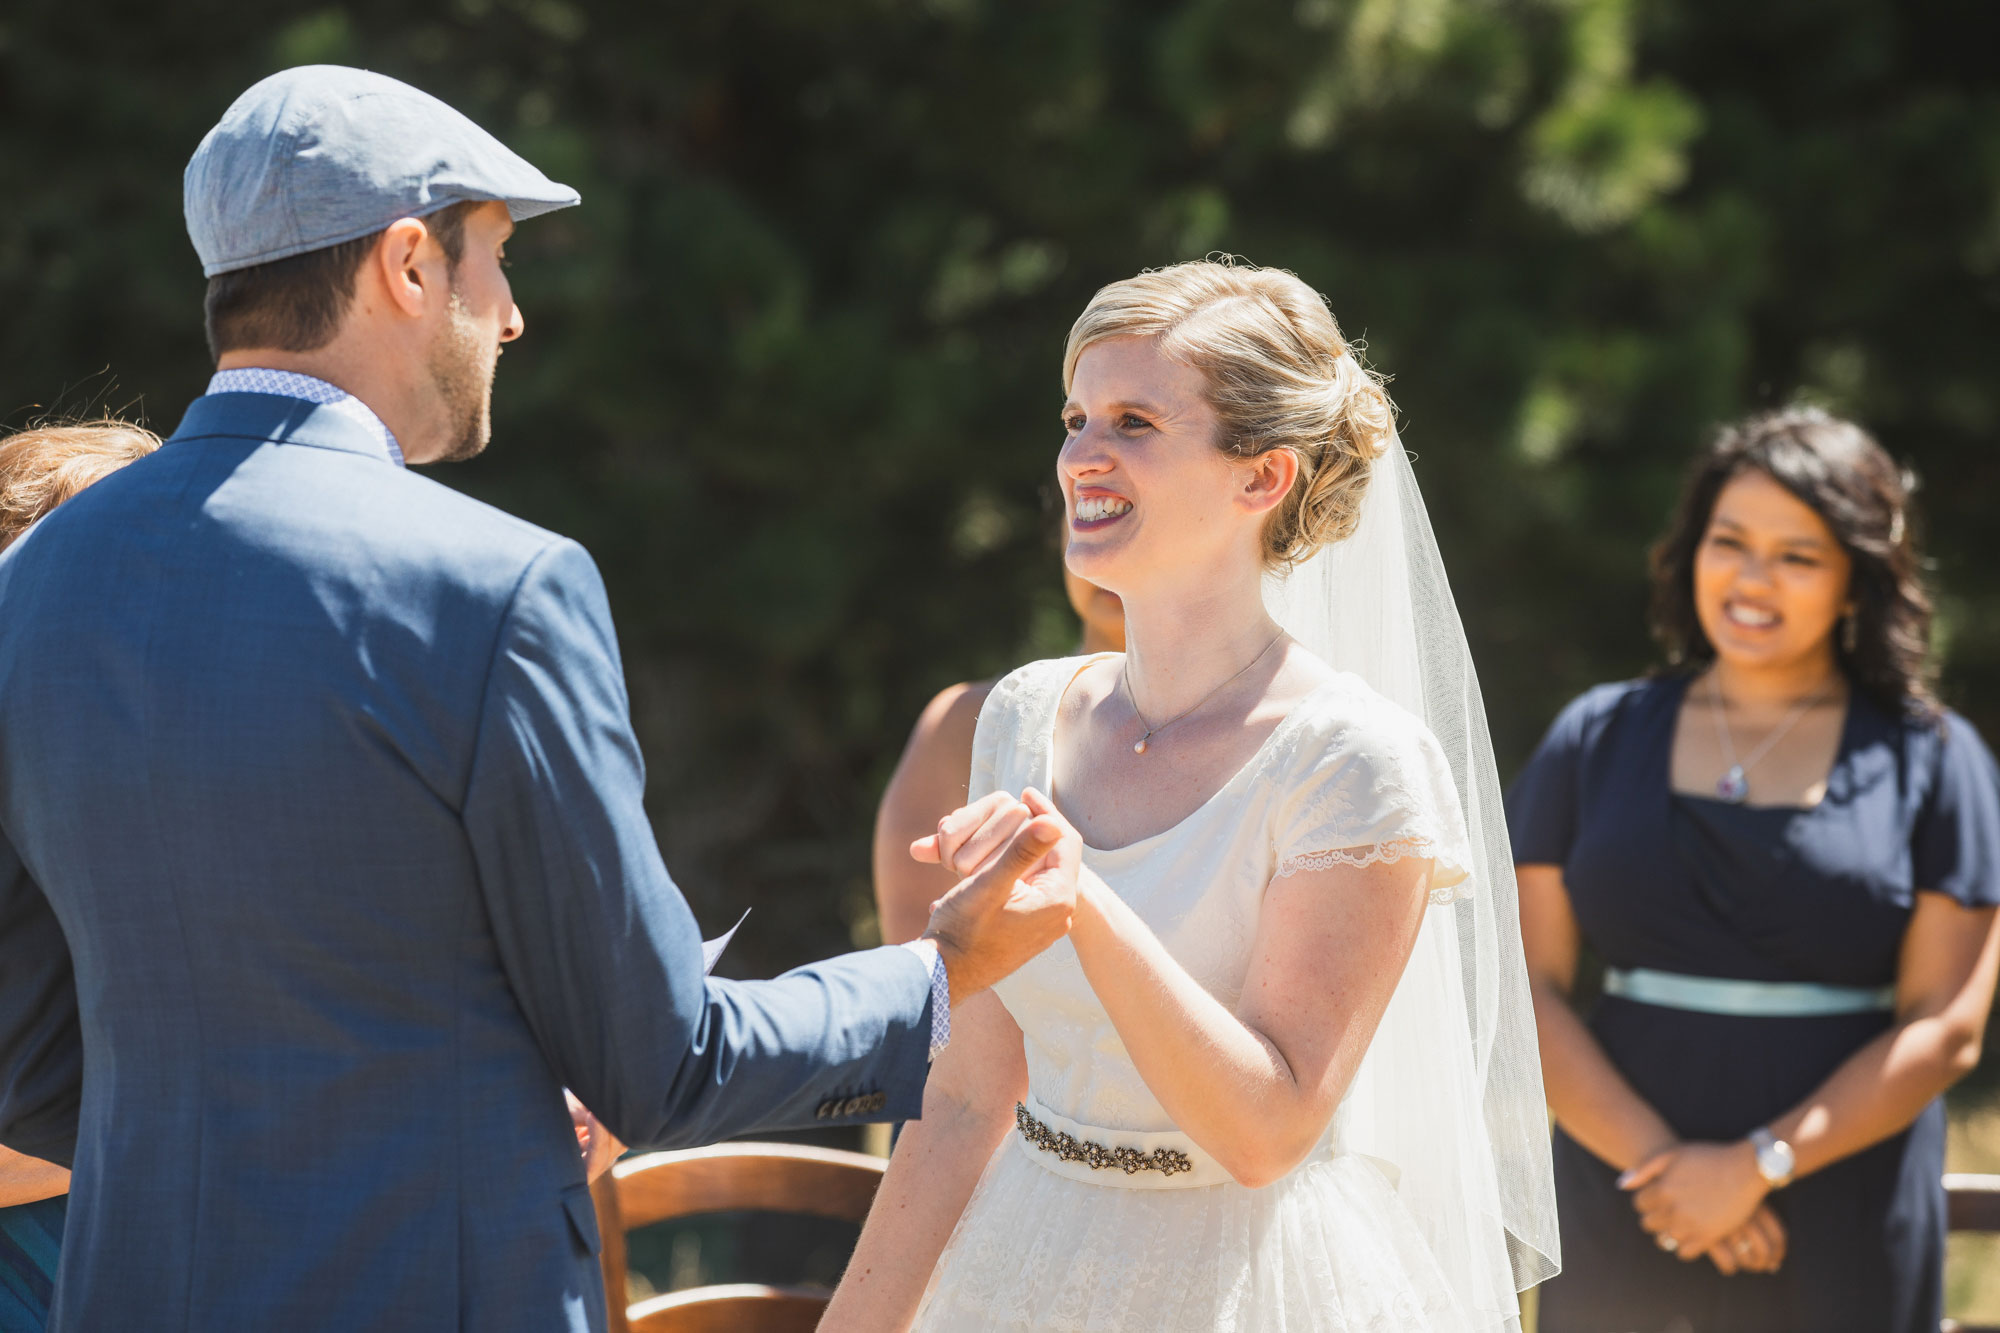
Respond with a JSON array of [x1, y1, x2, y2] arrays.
[[462, 539, 933, 1149], [0, 832, 82, 1167]]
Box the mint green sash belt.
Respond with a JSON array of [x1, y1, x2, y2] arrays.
[[1603, 967, 1895, 1017]]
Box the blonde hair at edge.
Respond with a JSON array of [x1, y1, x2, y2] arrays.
[[1063, 258, 1396, 569], [0, 420, 162, 550]]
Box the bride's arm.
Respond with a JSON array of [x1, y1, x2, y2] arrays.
[[822, 990, 1027, 1332], [1040, 796, 1430, 1188], [1071, 859, 1426, 1187]]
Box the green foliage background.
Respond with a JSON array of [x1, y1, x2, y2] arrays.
[[4, 0, 1998, 985]]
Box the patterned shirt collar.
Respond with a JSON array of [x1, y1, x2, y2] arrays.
[[204, 368, 405, 468]]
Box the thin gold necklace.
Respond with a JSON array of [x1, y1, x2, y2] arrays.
[[1122, 632, 1287, 756]]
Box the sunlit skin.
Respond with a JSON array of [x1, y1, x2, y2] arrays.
[[1519, 467, 2000, 1275], [0, 1151, 65, 1209], [216, 199, 523, 465], [1056, 337, 1284, 614], [826, 335, 1440, 1330], [1050, 337, 1315, 850], [1063, 566, 1127, 655]]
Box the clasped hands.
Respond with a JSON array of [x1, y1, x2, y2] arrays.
[[563, 791, 1079, 1186], [1620, 1139, 1787, 1276], [913, 788, 1084, 1003]]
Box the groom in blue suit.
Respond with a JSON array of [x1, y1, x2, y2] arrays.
[[0, 67, 1074, 1332]]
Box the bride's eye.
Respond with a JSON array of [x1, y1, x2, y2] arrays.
[[1063, 414, 1085, 434], [1119, 414, 1150, 432]]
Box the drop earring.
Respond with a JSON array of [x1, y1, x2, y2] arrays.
[[1841, 608, 1860, 655]]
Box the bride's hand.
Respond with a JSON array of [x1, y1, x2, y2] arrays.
[[914, 789, 1084, 915], [920, 788, 1081, 1001], [912, 791, 1033, 880]]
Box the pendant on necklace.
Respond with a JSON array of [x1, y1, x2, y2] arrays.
[[1715, 765, 1749, 804], [1133, 734, 1151, 756]]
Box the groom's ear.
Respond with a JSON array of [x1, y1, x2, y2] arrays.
[[372, 217, 447, 321], [1237, 447, 1299, 516]]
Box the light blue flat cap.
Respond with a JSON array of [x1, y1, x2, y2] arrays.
[[184, 65, 579, 277]]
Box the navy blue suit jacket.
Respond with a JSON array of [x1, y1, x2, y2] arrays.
[[0, 394, 933, 1331]]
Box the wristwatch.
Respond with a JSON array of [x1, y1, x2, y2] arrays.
[[1747, 1127, 1796, 1188]]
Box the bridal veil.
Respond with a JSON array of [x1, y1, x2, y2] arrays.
[[1264, 433, 1561, 1328]]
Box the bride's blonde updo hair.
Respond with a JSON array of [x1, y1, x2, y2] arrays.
[[1063, 258, 1394, 569]]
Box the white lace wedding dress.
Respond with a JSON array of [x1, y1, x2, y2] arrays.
[[911, 653, 1487, 1333]]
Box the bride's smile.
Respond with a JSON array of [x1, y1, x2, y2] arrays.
[[1069, 491, 1131, 527]]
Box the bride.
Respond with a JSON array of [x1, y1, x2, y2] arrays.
[[823, 260, 1559, 1331]]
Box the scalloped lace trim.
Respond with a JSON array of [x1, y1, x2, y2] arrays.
[[1274, 838, 1467, 906]]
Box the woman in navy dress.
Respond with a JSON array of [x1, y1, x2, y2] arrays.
[[1508, 407, 2000, 1333]]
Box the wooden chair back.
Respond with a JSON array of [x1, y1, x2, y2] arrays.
[[590, 1157, 2000, 1331], [626, 1283, 833, 1333], [590, 1142, 887, 1333], [1943, 1173, 2000, 1333]]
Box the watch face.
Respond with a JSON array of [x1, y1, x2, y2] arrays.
[[1756, 1138, 1795, 1184]]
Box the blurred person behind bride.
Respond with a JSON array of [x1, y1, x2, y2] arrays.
[[0, 419, 159, 1333], [875, 563, 1125, 948], [824, 259, 1558, 1332]]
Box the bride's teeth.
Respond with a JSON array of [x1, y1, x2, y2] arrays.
[[1076, 497, 1132, 522]]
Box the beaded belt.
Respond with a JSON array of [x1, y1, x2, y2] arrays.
[[1011, 1095, 1230, 1190]]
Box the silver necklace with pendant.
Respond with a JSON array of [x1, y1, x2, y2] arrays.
[[1124, 632, 1287, 756], [1707, 674, 1832, 804]]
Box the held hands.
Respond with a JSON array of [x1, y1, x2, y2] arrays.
[[912, 788, 1081, 1005], [1620, 1140, 1785, 1274]]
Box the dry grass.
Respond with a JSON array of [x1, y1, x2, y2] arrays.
[[1948, 1088, 2000, 1327]]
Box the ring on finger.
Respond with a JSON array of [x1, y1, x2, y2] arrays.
[[1657, 1235, 1679, 1253]]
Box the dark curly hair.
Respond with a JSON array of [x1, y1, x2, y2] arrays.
[[1648, 405, 1938, 719]]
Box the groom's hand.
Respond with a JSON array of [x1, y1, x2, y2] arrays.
[[920, 788, 1078, 1005]]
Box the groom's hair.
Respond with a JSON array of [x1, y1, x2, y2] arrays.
[[203, 202, 473, 361]]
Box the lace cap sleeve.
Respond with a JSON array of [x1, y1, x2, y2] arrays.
[[966, 672, 1017, 805], [966, 656, 1076, 805], [1272, 683, 1476, 906]]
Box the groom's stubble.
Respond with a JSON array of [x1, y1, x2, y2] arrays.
[[428, 289, 500, 464]]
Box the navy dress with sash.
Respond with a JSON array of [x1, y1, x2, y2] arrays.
[[1507, 675, 2000, 1333]]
